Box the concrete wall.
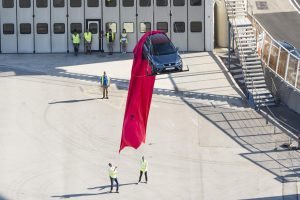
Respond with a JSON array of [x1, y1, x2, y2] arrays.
[[214, 0, 228, 48], [265, 67, 300, 114]]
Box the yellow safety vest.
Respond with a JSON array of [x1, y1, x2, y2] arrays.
[[140, 160, 148, 172], [84, 32, 92, 42], [101, 75, 110, 86], [120, 33, 128, 44], [72, 34, 80, 44], [109, 167, 117, 178], [106, 32, 115, 42]]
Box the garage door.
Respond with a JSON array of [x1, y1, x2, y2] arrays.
[[120, 0, 137, 52], [1, 0, 17, 53], [17, 0, 34, 53], [68, 0, 84, 53], [51, 0, 68, 52], [102, 0, 120, 52], [188, 0, 204, 51], [85, 0, 101, 51], [34, 0, 51, 53], [137, 0, 153, 40], [154, 0, 171, 38], [170, 0, 187, 51]]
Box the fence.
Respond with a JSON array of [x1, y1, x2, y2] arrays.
[[246, 6, 300, 92]]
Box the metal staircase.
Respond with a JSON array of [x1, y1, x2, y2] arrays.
[[225, 0, 276, 107]]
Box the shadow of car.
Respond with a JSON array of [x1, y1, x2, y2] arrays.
[[143, 33, 183, 75], [278, 41, 300, 59]]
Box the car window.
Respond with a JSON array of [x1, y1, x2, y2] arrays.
[[145, 38, 150, 49], [152, 42, 175, 55]]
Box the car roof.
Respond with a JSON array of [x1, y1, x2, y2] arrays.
[[278, 41, 295, 50], [149, 33, 169, 44], [278, 40, 300, 59]]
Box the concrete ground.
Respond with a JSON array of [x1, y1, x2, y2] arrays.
[[0, 52, 300, 200]]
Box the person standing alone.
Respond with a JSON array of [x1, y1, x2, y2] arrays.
[[137, 156, 148, 184], [100, 71, 110, 99], [105, 28, 115, 55], [72, 29, 81, 56], [108, 163, 119, 193], [84, 29, 92, 54]]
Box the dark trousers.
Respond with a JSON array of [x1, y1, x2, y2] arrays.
[[110, 177, 119, 192], [73, 44, 79, 56], [102, 86, 108, 98], [138, 171, 148, 182]]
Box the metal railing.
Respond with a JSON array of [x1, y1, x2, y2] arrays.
[[226, 0, 261, 101], [225, 0, 300, 148], [247, 4, 300, 92]]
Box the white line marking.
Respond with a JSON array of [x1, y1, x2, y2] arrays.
[[290, 0, 300, 14]]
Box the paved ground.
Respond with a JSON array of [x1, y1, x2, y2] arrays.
[[1, 52, 300, 200], [249, 0, 300, 50]]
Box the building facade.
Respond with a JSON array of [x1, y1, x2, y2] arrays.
[[0, 0, 214, 53]]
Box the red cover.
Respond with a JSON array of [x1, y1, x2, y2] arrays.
[[119, 31, 161, 152]]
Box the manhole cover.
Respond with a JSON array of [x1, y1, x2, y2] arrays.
[[255, 1, 268, 10]]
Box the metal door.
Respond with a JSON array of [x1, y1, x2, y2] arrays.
[[120, 0, 137, 52], [102, 0, 120, 52], [137, 0, 153, 40], [34, 0, 51, 53], [68, 0, 84, 53], [170, 0, 188, 51], [0, 0, 17, 53], [85, 0, 101, 50], [17, 0, 34, 53], [188, 0, 204, 51], [87, 20, 101, 51], [154, 0, 171, 38], [51, 0, 68, 52]]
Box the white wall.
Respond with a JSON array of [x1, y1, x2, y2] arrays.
[[0, 0, 215, 53], [205, 0, 215, 51]]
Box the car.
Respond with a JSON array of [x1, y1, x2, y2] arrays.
[[277, 41, 300, 59], [143, 33, 183, 75]]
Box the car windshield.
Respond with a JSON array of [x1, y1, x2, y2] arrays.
[[151, 42, 176, 56]]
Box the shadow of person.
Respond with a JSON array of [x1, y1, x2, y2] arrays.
[[51, 191, 110, 198], [87, 182, 137, 190], [51, 182, 138, 198]]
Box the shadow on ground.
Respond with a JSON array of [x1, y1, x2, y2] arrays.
[[2, 53, 300, 186], [51, 183, 137, 198], [242, 194, 300, 200]]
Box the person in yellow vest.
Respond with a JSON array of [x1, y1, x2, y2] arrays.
[[120, 29, 128, 54], [105, 28, 115, 55], [71, 29, 80, 56], [137, 156, 148, 184], [108, 163, 119, 193], [84, 29, 92, 54], [100, 71, 110, 99]]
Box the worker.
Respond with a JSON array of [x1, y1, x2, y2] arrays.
[[137, 156, 148, 184], [84, 29, 92, 54], [108, 163, 119, 193], [100, 71, 110, 99], [120, 28, 128, 54], [105, 28, 115, 55], [71, 29, 80, 56]]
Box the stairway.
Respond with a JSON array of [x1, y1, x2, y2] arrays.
[[224, 0, 276, 107]]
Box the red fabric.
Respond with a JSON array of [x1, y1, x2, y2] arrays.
[[119, 31, 161, 152]]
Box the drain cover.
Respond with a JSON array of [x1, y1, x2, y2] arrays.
[[255, 1, 268, 10]]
